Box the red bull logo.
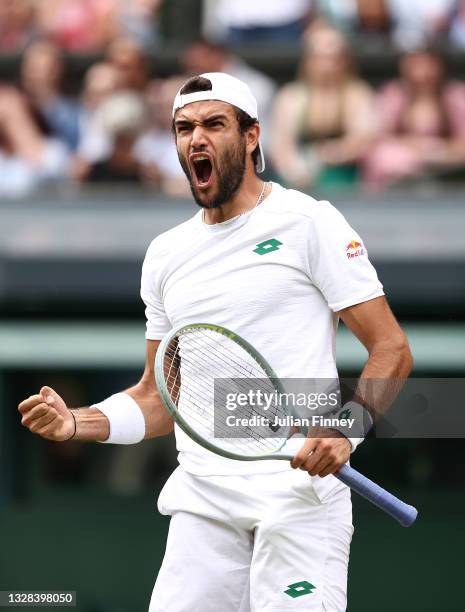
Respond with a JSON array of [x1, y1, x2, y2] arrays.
[[346, 240, 365, 259]]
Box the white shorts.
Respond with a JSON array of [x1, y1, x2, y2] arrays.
[[149, 467, 353, 612]]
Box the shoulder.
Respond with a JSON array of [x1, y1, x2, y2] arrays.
[[143, 214, 200, 264], [262, 185, 357, 262], [264, 183, 343, 222]]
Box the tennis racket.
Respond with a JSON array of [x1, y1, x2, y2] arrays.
[[155, 323, 418, 527]]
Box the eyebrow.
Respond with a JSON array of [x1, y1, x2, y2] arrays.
[[174, 114, 229, 128]]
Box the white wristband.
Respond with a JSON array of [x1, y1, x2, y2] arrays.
[[331, 401, 373, 453], [346, 437, 365, 453], [93, 392, 146, 445]]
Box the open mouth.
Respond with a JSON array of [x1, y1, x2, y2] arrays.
[[192, 155, 213, 188]]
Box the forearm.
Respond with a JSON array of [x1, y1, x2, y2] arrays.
[[352, 339, 413, 421], [270, 142, 310, 187], [316, 135, 374, 166], [71, 407, 110, 441], [72, 381, 173, 442], [338, 298, 414, 423], [0, 87, 44, 164]]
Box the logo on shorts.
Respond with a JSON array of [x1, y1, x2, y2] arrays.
[[346, 240, 365, 259], [284, 581, 316, 599], [253, 238, 282, 255]]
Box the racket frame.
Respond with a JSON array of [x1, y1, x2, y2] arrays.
[[155, 322, 293, 462], [155, 322, 418, 527]]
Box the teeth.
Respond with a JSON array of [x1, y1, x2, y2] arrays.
[[194, 156, 209, 162]]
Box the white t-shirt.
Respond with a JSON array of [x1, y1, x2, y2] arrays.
[[141, 182, 384, 477]]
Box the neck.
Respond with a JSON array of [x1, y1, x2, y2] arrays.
[[203, 172, 269, 225]]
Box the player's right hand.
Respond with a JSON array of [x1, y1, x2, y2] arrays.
[[18, 386, 75, 441]]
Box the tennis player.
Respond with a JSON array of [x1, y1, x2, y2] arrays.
[[18, 72, 413, 611]]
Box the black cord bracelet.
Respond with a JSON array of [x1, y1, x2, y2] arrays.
[[67, 411, 77, 441]]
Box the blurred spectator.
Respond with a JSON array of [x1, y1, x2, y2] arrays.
[[181, 39, 276, 146], [204, 0, 314, 45], [319, 0, 454, 45], [72, 39, 149, 181], [80, 62, 123, 112], [72, 62, 123, 178], [270, 25, 378, 192], [85, 91, 148, 183], [0, 86, 68, 198], [316, 1, 356, 33], [0, 0, 37, 52], [20, 40, 81, 151], [387, 0, 454, 48], [106, 37, 150, 91], [364, 47, 465, 189], [114, 0, 163, 49], [318, 0, 391, 36], [134, 77, 190, 198], [357, 0, 391, 33], [15, 0, 161, 53], [34, 0, 117, 52], [448, 0, 465, 47]]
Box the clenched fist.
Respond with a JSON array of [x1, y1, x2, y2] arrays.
[[18, 386, 75, 441]]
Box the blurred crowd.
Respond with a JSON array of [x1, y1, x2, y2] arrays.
[[0, 0, 163, 52], [5, 0, 465, 53], [1, 0, 465, 197], [207, 0, 465, 50], [271, 24, 465, 192]]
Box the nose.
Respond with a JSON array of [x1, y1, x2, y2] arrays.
[[191, 123, 208, 150]]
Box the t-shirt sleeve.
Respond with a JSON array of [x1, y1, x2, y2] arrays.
[[307, 201, 384, 312], [140, 243, 171, 340]]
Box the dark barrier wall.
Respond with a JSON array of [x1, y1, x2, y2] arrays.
[[1, 368, 465, 611], [1, 190, 464, 318]]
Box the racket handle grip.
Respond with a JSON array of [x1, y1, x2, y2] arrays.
[[335, 464, 418, 527]]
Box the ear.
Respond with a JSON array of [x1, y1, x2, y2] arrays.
[[246, 122, 260, 156]]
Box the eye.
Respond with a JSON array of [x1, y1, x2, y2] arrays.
[[208, 120, 224, 128]]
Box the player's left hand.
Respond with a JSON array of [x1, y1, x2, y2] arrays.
[[291, 430, 351, 478]]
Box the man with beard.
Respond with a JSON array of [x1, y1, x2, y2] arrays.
[[18, 73, 412, 611]]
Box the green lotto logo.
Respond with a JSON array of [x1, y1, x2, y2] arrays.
[[284, 581, 316, 599], [253, 238, 282, 255], [339, 408, 352, 420]]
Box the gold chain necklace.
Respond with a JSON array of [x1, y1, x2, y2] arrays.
[[203, 181, 269, 224], [254, 180, 268, 211]]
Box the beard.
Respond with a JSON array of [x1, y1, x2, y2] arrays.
[[178, 137, 247, 209]]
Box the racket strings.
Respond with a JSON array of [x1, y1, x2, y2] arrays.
[[165, 330, 274, 407], [165, 354, 279, 450], [162, 329, 288, 454], [166, 342, 181, 404], [167, 372, 277, 454], [165, 335, 281, 420], [180, 330, 269, 378], [166, 350, 279, 420], [170, 366, 279, 447]]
